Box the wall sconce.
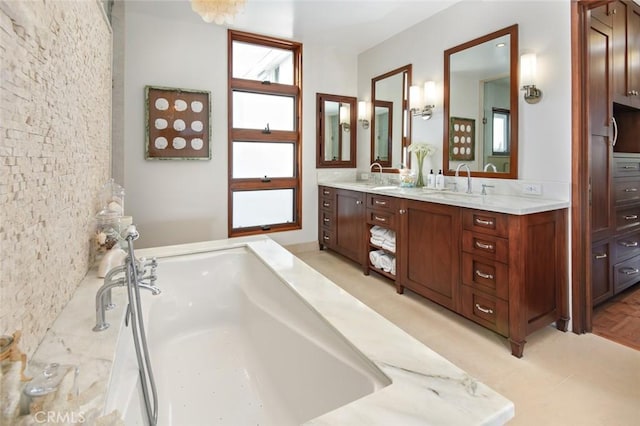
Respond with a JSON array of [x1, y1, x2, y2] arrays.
[[358, 101, 370, 129], [339, 104, 350, 132], [521, 53, 542, 104], [410, 81, 436, 120]]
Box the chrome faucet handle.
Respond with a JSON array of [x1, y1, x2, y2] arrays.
[[481, 184, 495, 195]]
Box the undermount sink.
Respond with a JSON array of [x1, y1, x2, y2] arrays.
[[370, 186, 400, 191], [424, 191, 483, 202]]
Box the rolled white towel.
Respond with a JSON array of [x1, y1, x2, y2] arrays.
[[379, 253, 394, 272], [370, 235, 385, 247], [369, 250, 383, 268], [381, 240, 396, 253], [370, 225, 387, 237], [390, 257, 396, 276], [385, 229, 396, 244]]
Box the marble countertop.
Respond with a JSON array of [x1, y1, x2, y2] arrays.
[[27, 236, 514, 425], [320, 181, 569, 215]]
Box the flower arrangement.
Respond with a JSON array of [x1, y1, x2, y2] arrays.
[[408, 143, 437, 187]]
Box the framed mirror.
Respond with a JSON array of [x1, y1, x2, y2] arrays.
[[371, 64, 412, 170], [443, 24, 518, 178], [316, 93, 357, 168]]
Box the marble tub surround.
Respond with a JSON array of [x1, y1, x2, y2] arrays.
[[16, 236, 513, 425], [319, 180, 569, 215]]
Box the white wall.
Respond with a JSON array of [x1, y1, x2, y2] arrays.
[[357, 0, 572, 190], [122, 2, 357, 248]]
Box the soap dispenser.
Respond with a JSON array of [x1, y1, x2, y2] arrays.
[[427, 169, 435, 189], [435, 169, 445, 190]]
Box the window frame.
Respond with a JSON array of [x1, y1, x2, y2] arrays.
[[227, 30, 303, 237]]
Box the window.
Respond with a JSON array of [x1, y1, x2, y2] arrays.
[[228, 31, 302, 236], [492, 108, 510, 155]]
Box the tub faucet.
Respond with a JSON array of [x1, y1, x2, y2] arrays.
[[455, 163, 473, 194], [93, 255, 160, 332]]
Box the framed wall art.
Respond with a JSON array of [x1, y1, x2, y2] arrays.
[[449, 116, 475, 161], [145, 85, 211, 160]]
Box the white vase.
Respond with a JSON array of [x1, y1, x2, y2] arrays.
[[97, 247, 127, 278]]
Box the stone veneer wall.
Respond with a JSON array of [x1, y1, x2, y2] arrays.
[[0, 0, 112, 357]]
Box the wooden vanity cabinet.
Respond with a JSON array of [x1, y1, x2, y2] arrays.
[[397, 200, 461, 311], [318, 186, 366, 266], [318, 185, 569, 357]]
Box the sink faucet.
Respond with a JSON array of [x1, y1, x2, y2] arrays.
[[93, 256, 160, 331], [370, 162, 383, 184], [455, 163, 472, 194]]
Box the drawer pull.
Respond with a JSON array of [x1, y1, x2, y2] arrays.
[[621, 267, 639, 275], [323, 235, 330, 241], [475, 241, 494, 250], [620, 241, 638, 248], [624, 188, 638, 192], [624, 215, 638, 220], [323, 202, 330, 207], [374, 200, 387, 206], [622, 165, 636, 169], [475, 218, 495, 226], [475, 304, 494, 315], [594, 253, 608, 259], [322, 189, 331, 195], [475, 270, 494, 280], [374, 215, 387, 223], [323, 217, 330, 223]]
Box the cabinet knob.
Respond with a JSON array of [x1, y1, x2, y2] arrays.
[[399, 209, 406, 215], [356, 200, 363, 205], [323, 235, 330, 241]]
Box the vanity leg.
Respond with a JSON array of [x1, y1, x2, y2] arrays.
[[509, 339, 525, 358], [396, 284, 404, 294], [555, 316, 569, 332]]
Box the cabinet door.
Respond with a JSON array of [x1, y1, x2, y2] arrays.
[[592, 240, 613, 306], [589, 19, 614, 242], [399, 200, 460, 310], [628, 4, 640, 107], [335, 189, 365, 264]]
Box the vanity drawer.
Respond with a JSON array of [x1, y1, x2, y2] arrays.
[[613, 255, 640, 294], [319, 209, 336, 230], [319, 186, 334, 197], [461, 253, 508, 300], [612, 178, 640, 205], [613, 230, 640, 262], [615, 205, 640, 232], [462, 209, 508, 238], [367, 194, 399, 211], [613, 156, 640, 177], [367, 209, 396, 229], [462, 230, 509, 263], [320, 228, 335, 247], [461, 285, 509, 337]]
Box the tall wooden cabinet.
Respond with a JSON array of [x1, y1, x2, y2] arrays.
[[590, 2, 640, 307]]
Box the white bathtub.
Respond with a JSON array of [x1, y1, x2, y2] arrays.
[[104, 245, 391, 425]]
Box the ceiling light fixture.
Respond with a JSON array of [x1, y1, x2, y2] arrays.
[[191, 0, 246, 25]]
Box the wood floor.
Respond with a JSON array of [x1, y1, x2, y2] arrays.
[[592, 284, 640, 351]]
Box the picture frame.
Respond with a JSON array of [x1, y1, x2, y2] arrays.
[[145, 85, 211, 160], [449, 117, 475, 161]]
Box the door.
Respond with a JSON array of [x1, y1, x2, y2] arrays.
[[335, 189, 365, 265]]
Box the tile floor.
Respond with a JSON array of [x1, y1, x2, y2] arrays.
[[295, 249, 640, 426]]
